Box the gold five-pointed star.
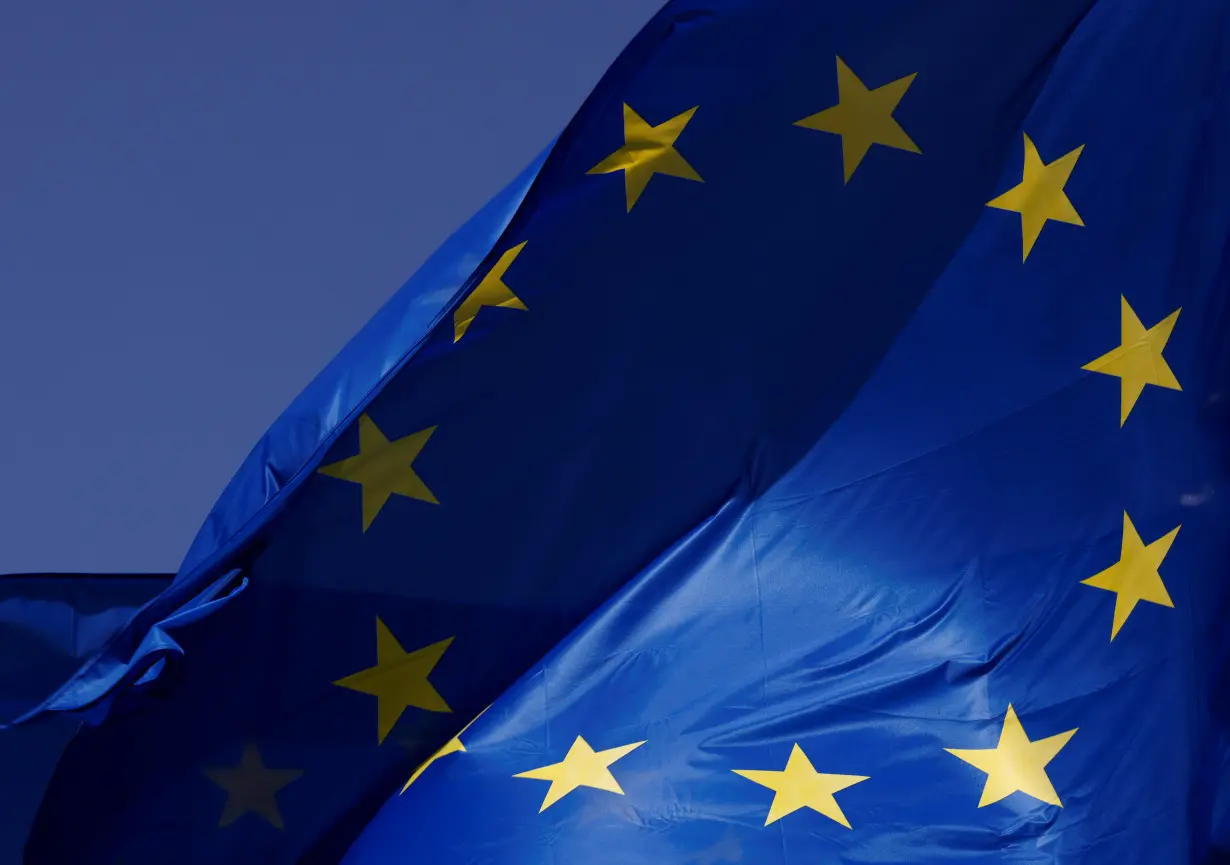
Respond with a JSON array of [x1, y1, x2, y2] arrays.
[[588, 104, 703, 211], [733, 743, 868, 827], [202, 743, 304, 830], [946, 704, 1077, 807], [987, 133, 1084, 261], [401, 707, 488, 793], [513, 735, 645, 811], [1082, 295, 1182, 425], [795, 56, 920, 182], [317, 414, 438, 531], [333, 617, 453, 743], [453, 243, 529, 342], [1082, 511, 1179, 640]]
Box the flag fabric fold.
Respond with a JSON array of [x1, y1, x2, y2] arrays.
[[22, 0, 1230, 862], [0, 573, 170, 865]]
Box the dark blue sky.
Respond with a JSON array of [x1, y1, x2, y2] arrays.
[[0, 1, 664, 574]]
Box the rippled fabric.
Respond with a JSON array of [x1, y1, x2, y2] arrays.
[[0, 573, 170, 865], [15, 144, 553, 721], [23, 0, 1230, 863]]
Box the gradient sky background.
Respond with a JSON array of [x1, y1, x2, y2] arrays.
[[0, 0, 665, 574]]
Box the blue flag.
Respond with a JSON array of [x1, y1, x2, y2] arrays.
[[0, 573, 170, 865], [25, 0, 1230, 862]]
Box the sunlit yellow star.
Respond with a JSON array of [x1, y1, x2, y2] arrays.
[[1081, 511, 1179, 640], [987, 133, 1084, 261], [202, 743, 304, 830], [453, 243, 529, 342], [588, 104, 702, 211], [333, 617, 453, 743], [795, 56, 920, 182], [1082, 295, 1182, 425], [513, 735, 645, 811], [946, 704, 1076, 807], [401, 707, 488, 793], [317, 414, 438, 531], [733, 743, 868, 827]]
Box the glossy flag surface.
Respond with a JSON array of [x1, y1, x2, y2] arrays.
[[22, 1, 1230, 863]]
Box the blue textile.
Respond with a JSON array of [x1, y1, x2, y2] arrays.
[[26, 0, 1230, 863], [0, 573, 169, 865]]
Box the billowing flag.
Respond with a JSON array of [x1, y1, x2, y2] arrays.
[[24, 0, 1230, 863]]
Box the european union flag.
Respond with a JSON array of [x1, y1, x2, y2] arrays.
[[22, 0, 1230, 863], [0, 572, 169, 865]]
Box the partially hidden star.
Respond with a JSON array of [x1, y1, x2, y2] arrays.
[[453, 242, 529, 342], [401, 707, 488, 793]]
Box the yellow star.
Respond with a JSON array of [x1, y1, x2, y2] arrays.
[[401, 707, 488, 793], [1082, 295, 1182, 425], [987, 133, 1084, 261], [733, 743, 868, 827], [1081, 511, 1179, 640], [946, 705, 1076, 807], [317, 414, 438, 531], [795, 56, 920, 182], [202, 743, 304, 830], [588, 104, 702, 211], [333, 617, 453, 743], [453, 243, 529, 342], [513, 735, 645, 812]]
